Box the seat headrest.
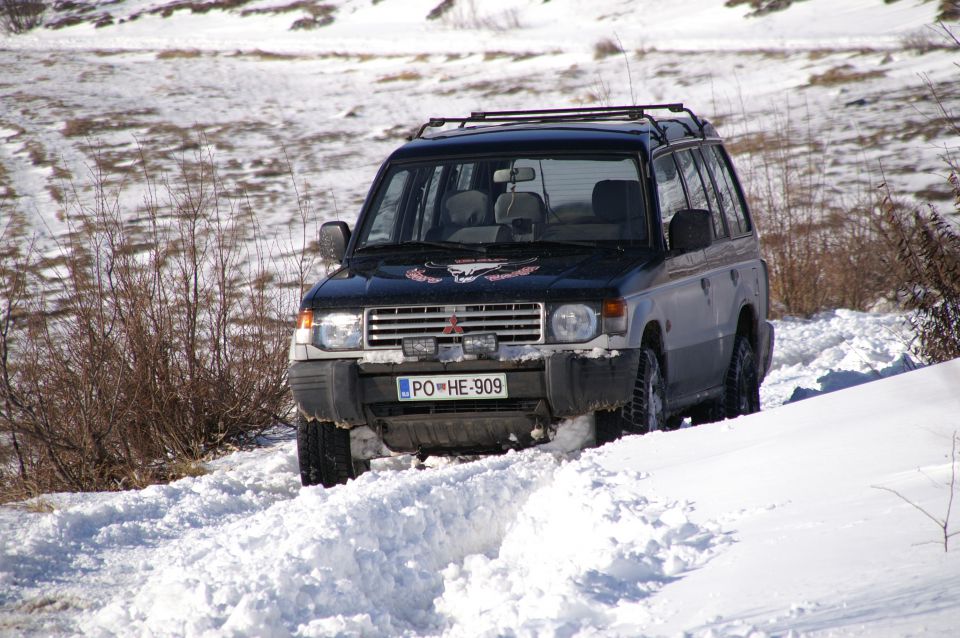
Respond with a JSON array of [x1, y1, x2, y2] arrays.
[[592, 180, 642, 222], [494, 192, 546, 224], [443, 190, 489, 227]]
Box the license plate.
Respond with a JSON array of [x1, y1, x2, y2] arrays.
[[397, 373, 508, 401]]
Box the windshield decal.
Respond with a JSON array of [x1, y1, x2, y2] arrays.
[[405, 258, 539, 284]]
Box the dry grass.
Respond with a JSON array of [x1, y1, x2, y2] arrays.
[[376, 71, 424, 83], [593, 37, 623, 60], [156, 49, 205, 60], [807, 64, 886, 87], [235, 49, 302, 62], [482, 50, 542, 63]]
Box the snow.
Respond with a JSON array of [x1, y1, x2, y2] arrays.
[[3, 310, 959, 636], [2, 0, 957, 253], [3, 1, 960, 636]]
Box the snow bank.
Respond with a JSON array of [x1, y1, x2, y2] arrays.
[[762, 309, 913, 408], [80, 450, 560, 637], [436, 453, 727, 636]]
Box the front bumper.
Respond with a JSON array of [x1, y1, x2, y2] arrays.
[[288, 350, 641, 454]]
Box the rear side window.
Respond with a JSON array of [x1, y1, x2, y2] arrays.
[[676, 149, 728, 240], [706, 145, 751, 236]]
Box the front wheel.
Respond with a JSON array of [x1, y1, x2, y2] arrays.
[[296, 416, 369, 487], [595, 347, 667, 444], [724, 335, 761, 418]]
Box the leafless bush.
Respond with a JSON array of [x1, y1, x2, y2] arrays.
[[0, 0, 45, 34], [0, 144, 306, 500], [878, 176, 960, 364], [873, 431, 960, 552], [733, 107, 899, 317]]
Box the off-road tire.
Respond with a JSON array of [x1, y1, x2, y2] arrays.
[[724, 335, 760, 418], [595, 346, 667, 444], [296, 416, 369, 487]]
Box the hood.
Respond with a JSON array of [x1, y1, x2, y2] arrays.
[[302, 248, 660, 309]]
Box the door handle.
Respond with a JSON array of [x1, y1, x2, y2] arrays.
[[700, 277, 711, 293]]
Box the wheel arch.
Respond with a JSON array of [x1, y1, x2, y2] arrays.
[[641, 320, 666, 379], [736, 303, 759, 358]]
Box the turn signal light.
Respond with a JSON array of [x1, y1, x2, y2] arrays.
[[296, 309, 314, 329], [294, 310, 314, 344], [602, 298, 627, 334]]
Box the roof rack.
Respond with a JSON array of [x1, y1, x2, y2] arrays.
[[413, 104, 706, 142]]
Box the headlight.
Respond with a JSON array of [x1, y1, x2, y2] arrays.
[[317, 311, 363, 350], [549, 303, 599, 343], [295, 309, 363, 350]]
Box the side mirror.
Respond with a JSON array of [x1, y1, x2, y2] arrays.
[[669, 209, 713, 252], [320, 221, 351, 262]]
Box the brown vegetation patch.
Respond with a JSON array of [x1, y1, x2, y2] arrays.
[[62, 110, 156, 138], [913, 185, 954, 202], [156, 49, 206, 60], [483, 50, 542, 62], [149, 0, 255, 18], [427, 0, 454, 21], [233, 49, 303, 62], [593, 37, 623, 60], [724, 0, 811, 17], [807, 64, 886, 87], [376, 71, 424, 83]]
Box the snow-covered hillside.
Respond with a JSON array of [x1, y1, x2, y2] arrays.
[[2, 0, 958, 254], [1, 310, 958, 637]]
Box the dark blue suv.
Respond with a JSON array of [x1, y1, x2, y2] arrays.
[[289, 105, 774, 487]]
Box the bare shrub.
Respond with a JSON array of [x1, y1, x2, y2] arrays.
[[0, 144, 304, 499], [734, 108, 899, 317], [878, 176, 960, 364], [873, 431, 960, 552], [0, 0, 45, 34]]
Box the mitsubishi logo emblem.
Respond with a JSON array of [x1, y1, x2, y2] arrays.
[[442, 314, 464, 335]]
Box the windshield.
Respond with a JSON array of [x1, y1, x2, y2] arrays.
[[354, 155, 651, 250]]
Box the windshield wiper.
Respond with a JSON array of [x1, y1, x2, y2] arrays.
[[354, 240, 488, 254], [528, 239, 621, 250]]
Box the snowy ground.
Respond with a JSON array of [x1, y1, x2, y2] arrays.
[[2, 309, 959, 637]]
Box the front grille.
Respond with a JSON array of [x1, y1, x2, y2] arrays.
[[366, 302, 543, 349], [369, 399, 541, 417]]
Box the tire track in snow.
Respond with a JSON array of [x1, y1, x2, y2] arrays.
[[436, 446, 730, 637], [5, 435, 730, 637], [79, 448, 562, 637]]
